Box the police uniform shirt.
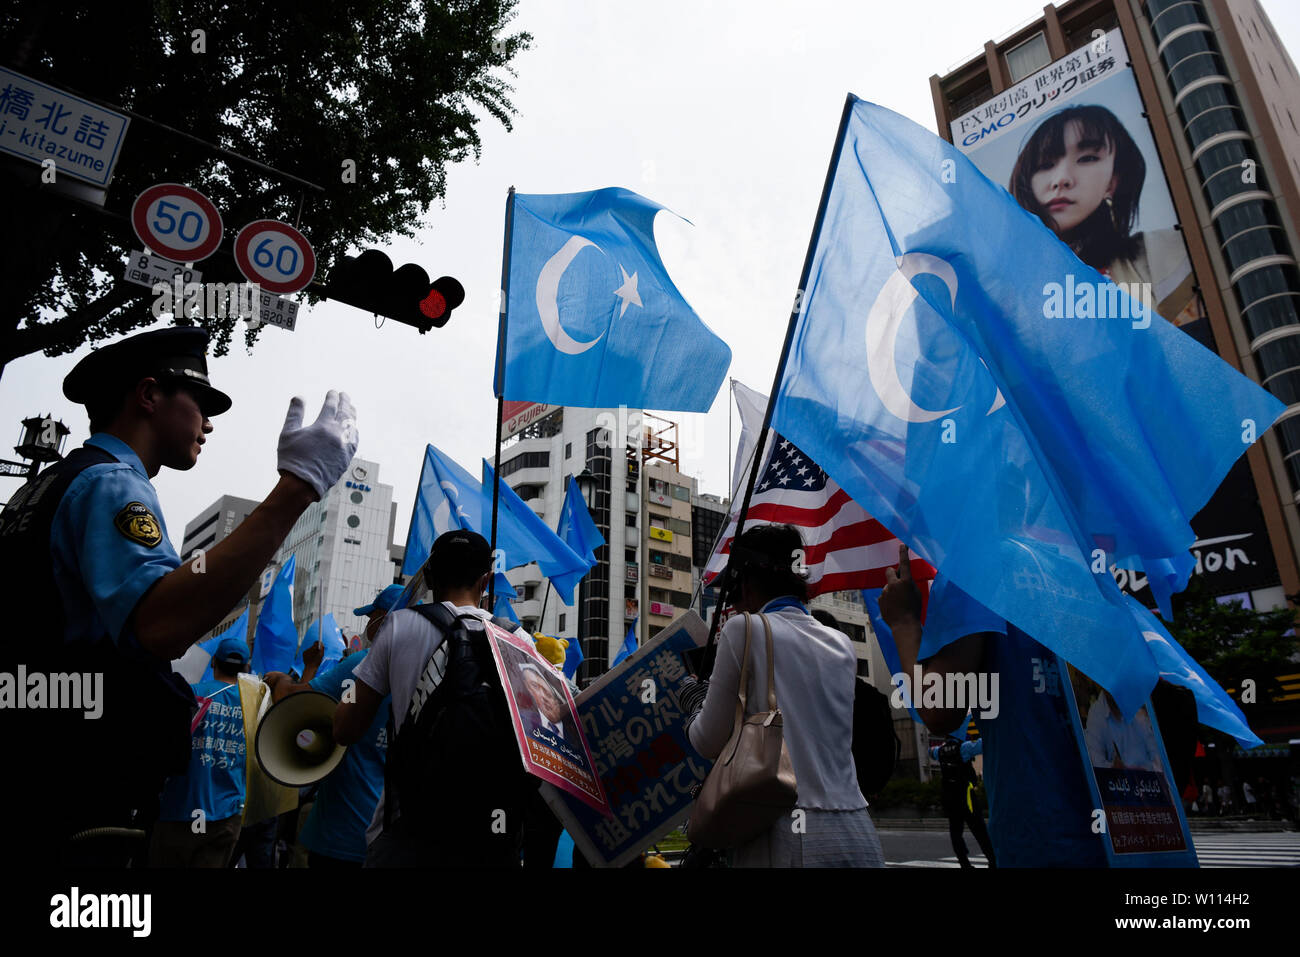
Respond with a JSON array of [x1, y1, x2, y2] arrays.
[[50, 433, 180, 650]]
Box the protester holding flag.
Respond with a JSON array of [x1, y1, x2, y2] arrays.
[[150, 637, 250, 868], [681, 524, 884, 867]]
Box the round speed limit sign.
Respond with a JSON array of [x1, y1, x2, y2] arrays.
[[233, 220, 316, 295], [132, 183, 223, 262]]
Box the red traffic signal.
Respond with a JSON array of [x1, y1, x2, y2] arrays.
[[325, 250, 465, 333]]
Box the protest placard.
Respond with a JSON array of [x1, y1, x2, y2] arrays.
[[540, 610, 712, 867], [485, 622, 608, 815]]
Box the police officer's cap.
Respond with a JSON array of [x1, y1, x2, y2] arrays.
[[62, 327, 232, 417]]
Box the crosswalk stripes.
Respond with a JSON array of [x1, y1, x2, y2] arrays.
[[886, 835, 1300, 867], [888, 855, 990, 868], [1191, 834, 1300, 868]]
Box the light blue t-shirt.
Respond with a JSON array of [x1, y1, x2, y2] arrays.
[[50, 434, 180, 651], [924, 575, 1107, 867], [300, 652, 390, 862], [158, 679, 246, 822]]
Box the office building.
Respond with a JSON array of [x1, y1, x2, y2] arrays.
[[932, 0, 1300, 614]]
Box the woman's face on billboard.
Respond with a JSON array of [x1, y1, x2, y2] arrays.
[[1030, 120, 1118, 232]]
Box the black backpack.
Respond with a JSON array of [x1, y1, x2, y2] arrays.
[[384, 603, 535, 863], [851, 678, 901, 797]]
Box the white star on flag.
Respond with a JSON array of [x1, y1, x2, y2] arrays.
[[613, 265, 641, 318]]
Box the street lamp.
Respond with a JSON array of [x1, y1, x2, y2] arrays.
[[0, 414, 70, 480]]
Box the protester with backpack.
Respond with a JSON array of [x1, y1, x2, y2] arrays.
[[679, 524, 885, 867], [334, 530, 543, 867]]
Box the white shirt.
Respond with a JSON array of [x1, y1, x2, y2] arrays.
[[354, 601, 531, 842], [687, 602, 867, 811]]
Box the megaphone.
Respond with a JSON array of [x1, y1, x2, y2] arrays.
[[254, 691, 347, 787]]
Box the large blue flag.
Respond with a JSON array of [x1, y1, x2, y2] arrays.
[[772, 98, 1284, 716], [400, 444, 588, 604], [251, 554, 297, 676], [497, 187, 730, 411]]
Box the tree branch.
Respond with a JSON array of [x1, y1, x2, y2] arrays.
[[0, 283, 151, 367]]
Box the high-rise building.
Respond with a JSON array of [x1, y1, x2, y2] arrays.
[[932, 0, 1300, 614], [274, 457, 401, 640], [179, 494, 259, 560], [493, 403, 730, 683], [179, 495, 262, 643], [492, 403, 637, 681]]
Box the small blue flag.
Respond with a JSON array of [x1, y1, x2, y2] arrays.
[[498, 187, 730, 411], [200, 605, 250, 683], [295, 613, 345, 677], [483, 459, 590, 605], [563, 632, 585, 681], [251, 555, 297, 676], [612, 618, 638, 668], [557, 475, 605, 567], [494, 592, 521, 625], [401, 445, 588, 606], [773, 98, 1284, 715]]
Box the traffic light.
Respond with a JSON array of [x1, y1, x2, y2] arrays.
[[325, 249, 465, 332]]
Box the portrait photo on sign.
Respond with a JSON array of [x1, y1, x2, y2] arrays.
[[1069, 666, 1164, 774], [497, 639, 583, 749], [484, 623, 606, 812]]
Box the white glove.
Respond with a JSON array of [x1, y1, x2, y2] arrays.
[[277, 391, 359, 499]]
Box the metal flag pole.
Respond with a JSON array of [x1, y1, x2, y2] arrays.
[[489, 186, 517, 609], [703, 93, 857, 656]]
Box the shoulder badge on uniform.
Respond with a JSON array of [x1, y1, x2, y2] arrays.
[[115, 501, 163, 547]]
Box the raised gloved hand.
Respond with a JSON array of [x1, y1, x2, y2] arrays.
[[277, 391, 359, 499]]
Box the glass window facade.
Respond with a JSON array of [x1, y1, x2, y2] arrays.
[[1145, 0, 1300, 491]]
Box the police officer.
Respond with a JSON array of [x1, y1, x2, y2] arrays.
[[0, 326, 359, 867]]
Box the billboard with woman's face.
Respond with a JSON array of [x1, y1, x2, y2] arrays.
[[952, 29, 1203, 330], [951, 28, 1282, 606]]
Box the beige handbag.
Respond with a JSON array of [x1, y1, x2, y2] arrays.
[[687, 612, 797, 849]]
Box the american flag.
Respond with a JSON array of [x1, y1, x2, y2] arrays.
[[705, 383, 934, 597]]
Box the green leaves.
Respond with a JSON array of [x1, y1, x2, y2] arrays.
[[0, 0, 532, 364]]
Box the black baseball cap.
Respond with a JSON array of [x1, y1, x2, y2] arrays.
[[423, 530, 493, 587], [63, 326, 232, 417]]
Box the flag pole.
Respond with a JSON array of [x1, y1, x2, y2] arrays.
[[704, 93, 857, 653], [489, 186, 517, 609], [396, 447, 431, 609], [538, 580, 551, 631]]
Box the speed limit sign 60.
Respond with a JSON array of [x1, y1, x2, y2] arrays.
[[233, 220, 316, 295], [132, 184, 223, 263]]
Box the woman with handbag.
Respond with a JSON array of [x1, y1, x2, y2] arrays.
[[680, 524, 885, 867]]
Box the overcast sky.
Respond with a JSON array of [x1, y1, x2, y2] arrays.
[[4, 0, 1299, 550]]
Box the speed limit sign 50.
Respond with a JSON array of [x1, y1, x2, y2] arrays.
[[233, 220, 316, 295], [132, 184, 223, 263]]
